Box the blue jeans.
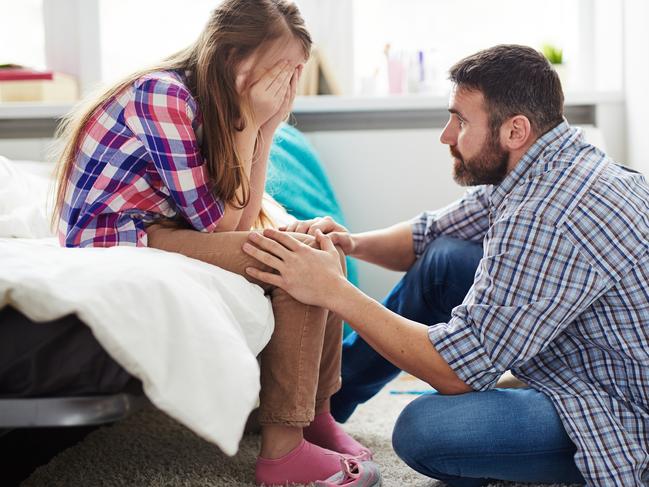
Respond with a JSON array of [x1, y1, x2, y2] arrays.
[[392, 388, 585, 486], [330, 236, 585, 485], [331, 236, 483, 422]]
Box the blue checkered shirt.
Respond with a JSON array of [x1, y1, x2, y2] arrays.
[[413, 121, 649, 486]]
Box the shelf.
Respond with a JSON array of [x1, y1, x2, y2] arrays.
[[0, 91, 624, 121], [0, 91, 625, 137], [0, 102, 75, 120], [293, 91, 624, 114]]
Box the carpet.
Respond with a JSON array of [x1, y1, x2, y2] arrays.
[[23, 375, 580, 487]]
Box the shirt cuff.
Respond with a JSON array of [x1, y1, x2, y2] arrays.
[[428, 317, 501, 391], [185, 193, 225, 232]]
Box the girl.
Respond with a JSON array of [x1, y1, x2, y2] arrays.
[[52, 1, 376, 485]]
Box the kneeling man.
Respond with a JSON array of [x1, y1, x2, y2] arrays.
[[244, 45, 648, 487]]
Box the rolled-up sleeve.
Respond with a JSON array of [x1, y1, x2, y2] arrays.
[[124, 76, 224, 232], [428, 210, 604, 390], [411, 186, 491, 258]]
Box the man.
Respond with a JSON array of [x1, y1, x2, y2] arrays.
[[242, 45, 649, 486]]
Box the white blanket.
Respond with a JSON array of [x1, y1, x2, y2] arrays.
[[0, 156, 281, 455]]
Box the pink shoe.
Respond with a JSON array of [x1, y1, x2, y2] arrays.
[[315, 458, 382, 486], [344, 448, 373, 462], [303, 412, 374, 461]]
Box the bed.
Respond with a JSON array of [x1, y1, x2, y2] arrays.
[[0, 124, 354, 456]]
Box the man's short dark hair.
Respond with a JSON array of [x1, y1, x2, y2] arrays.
[[449, 44, 564, 136]]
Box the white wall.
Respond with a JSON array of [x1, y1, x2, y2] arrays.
[[0, 139, 53, 162], [624, 0, 649, 174], [305, 123, 614, 300], [595, 100, 627, 164], [305, 129, 464, 299]]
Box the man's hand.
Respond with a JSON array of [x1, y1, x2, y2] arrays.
[[242, 228, 345, 308], [243, 229, 471, 395], [281, 216, 356, 255]]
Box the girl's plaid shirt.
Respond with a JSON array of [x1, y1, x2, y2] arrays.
[[59, 71, 224, 247]]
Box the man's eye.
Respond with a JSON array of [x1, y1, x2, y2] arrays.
[[458, 119, 466, 127]]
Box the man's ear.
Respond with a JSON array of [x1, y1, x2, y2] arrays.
[[501, 115, 533, 151]]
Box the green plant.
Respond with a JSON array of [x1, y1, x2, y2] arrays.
[[541, 44, 563, 65]]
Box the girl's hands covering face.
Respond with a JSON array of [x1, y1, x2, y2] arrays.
[[261, 63, 302, 134], [241, 60, 300, 130]]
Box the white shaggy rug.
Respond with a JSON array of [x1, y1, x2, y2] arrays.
[[22, 374, 580, 487]]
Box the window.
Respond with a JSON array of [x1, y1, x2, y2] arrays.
[[294, 0, 623, 95], [3, 0, 623, 96], [354, 0, 571, 94], [99, 0, 220, 82], [0, 0, 45, 69]]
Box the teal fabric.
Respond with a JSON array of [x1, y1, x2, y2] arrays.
[[267, 124, 347, 224], [266, 124, 358, 335]]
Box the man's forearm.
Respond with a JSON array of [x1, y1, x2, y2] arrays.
[[351, 221, 417, 271], [330, 279, 472, 394]]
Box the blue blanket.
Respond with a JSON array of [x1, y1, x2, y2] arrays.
[[266, 124, 359, 290]]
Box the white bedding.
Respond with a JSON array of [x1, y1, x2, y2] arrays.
[[0, 156, 284, 455]]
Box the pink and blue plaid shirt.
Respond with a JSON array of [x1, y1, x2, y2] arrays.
[[58, 71, 225, 247]]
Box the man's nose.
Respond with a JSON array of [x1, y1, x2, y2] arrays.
[[440, 122, 455, 145]]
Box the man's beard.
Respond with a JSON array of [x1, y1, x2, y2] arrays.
[[451, 132, 510, 186]]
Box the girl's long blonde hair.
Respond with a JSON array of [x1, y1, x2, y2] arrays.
[[52, 0, 311, 230]]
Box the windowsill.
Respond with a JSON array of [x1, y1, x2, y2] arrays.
[[0, 90, 625, 120], [0, 102, 76, 119], [293, 91, 624, 113]]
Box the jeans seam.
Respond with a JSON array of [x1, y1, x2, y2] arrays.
[[423, 447, 578, 461]]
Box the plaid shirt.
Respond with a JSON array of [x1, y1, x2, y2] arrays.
[[58, 71, 224, 247], [414, 121, 649, 486]]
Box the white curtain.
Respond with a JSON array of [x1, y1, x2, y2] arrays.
[[295, 0, 355, 95]]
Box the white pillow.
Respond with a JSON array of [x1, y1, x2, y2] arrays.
[[0, 155, 295, 240], [0, 156, 56, 238]]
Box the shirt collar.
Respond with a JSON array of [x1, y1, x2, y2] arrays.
[[487, 119, 582, 210]]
